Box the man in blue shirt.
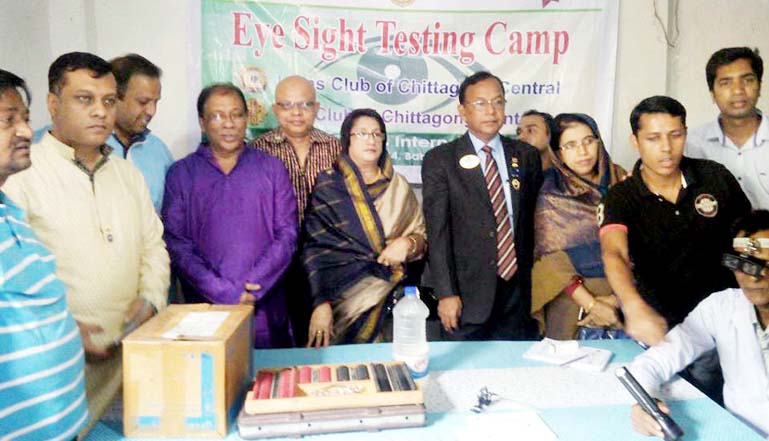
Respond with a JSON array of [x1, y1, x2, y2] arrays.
[[0, 69, 88, 440], [107, 54, 174, 213]]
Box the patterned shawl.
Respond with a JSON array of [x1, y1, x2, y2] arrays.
[[303, 153, 424, 343], [534, 114, 626, 276]]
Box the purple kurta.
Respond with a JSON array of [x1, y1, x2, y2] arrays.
[[162, 143, 298, 348]]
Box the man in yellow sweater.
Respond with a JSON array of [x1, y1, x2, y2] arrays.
[[3, 52, 169, 436]]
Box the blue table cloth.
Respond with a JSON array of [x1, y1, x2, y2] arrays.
[[88, 340, 764, 440]]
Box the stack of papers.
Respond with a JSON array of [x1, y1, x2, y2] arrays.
[[523, 338, 613, 372]]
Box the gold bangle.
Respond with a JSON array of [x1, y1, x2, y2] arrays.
[[585, 299, 597, 314]]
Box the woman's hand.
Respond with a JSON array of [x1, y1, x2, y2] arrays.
[[377, 236, 411, 267], [577, 296, 620, 328], [307, 302, 334, 348]]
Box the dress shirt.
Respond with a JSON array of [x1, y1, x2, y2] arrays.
[[251, 127, 341, 224], [468, 131, 515, 230], [106, 130, 174, 214], [629, 288, 769, 438], [687, 113, 769, 209]]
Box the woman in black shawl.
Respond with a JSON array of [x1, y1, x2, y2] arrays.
[[302, 109, 427, 347]]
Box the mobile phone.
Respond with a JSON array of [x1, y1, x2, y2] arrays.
[[615, 367, 683, 441]]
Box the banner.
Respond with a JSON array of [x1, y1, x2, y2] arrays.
[[202, 0, 618, 182]]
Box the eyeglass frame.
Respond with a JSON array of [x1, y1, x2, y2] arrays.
[[350, 131, 385, 141], [560, 135, 599, 151], [466, 97, 507, 111], [274, 101, 317, 111], [203, 111, 247, 125]]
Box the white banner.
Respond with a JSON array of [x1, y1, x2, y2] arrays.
[[202, 0, 619, 182]]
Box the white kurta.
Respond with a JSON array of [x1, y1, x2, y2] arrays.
[[4, 132, 170, 346]]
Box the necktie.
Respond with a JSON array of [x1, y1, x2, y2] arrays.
[[482, 146, 517, 280]]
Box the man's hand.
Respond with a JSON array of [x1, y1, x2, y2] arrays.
[[631, 401, 670, 438], [377, 237, 411, 267], [624, 302, 668, 346], [76, 320, 112, 359], [124, 298, 155, 329], [438, 295, 462, 332], [307, 302, 334, 348], [239, 283, 261, 305]]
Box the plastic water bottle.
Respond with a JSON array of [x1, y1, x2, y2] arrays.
[[392, 286, 429, 379]]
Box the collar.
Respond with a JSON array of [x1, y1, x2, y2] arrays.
[[706, 111, 769, 147], [631, 157, 691, 198], [468, 131, 502, 155], [43, 131, 114, 161], [111, 129, 150, 149], [197, 142, 250, 167], [268, 127, 331, 145]]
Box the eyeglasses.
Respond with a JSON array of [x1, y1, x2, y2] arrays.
[[560, 136, 599, 151], [722, 252, 769, 278], [205, 111, 246, 125], [351, 131, 384, 141], [275, 101, 316, 111], [468, 98, 506, 111]]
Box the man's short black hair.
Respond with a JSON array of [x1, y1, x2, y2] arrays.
[[458, 71, 505, 104], [732, 210, 769, 237], [629, 95, 687, 135], [706, 47, 763, 91], [196, 83, 247, 119], [48, 52, 112, 95], [0, 69, 31, 105], [110, 53, 162, 99], [521, 109, 555, 135]]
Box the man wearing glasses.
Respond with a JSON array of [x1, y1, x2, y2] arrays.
[[422, 71, 543, 341], [627, 210, 769, 439], [251, 75, 341, 346], [162, 83, 297, 348]]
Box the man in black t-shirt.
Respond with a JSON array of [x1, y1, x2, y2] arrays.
[[600, 96, 751, 346]]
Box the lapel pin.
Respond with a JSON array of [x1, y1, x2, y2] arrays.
[[459, 154, 481, 169], [511, 178, 521, 190]]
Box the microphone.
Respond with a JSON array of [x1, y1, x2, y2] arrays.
[[615, 366, 684, 441]]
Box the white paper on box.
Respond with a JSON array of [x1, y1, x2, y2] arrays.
[[161, 311, 230, 339]]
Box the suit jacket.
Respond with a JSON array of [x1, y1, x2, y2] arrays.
[[422, 132, 543, 324]]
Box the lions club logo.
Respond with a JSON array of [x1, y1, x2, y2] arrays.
[[694, 194, 718, 218]]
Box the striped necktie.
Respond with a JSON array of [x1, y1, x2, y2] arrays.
[[482, 146, 517, 280]]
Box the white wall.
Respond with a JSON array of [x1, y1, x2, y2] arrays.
[[2, 0, 768, 166]]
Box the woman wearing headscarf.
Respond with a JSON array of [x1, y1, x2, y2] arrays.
[[531, 113, 627, 339], [303, 108, 427, 347]]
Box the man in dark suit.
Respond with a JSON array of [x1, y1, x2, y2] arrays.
[[422, 71, 543, 340]]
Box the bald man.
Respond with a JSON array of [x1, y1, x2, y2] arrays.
[[251, 75, 341, 346]]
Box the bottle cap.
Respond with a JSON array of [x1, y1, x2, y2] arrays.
[[404, 286, 418, 296]]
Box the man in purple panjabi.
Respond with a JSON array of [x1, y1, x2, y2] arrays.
[[162, 83, 297, 348]]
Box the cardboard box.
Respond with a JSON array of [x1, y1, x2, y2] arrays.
[[123, 304, 253, 438]]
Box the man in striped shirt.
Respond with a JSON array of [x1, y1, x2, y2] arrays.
[[251, 75, 341, 346], [0, 69, 88, 441]]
